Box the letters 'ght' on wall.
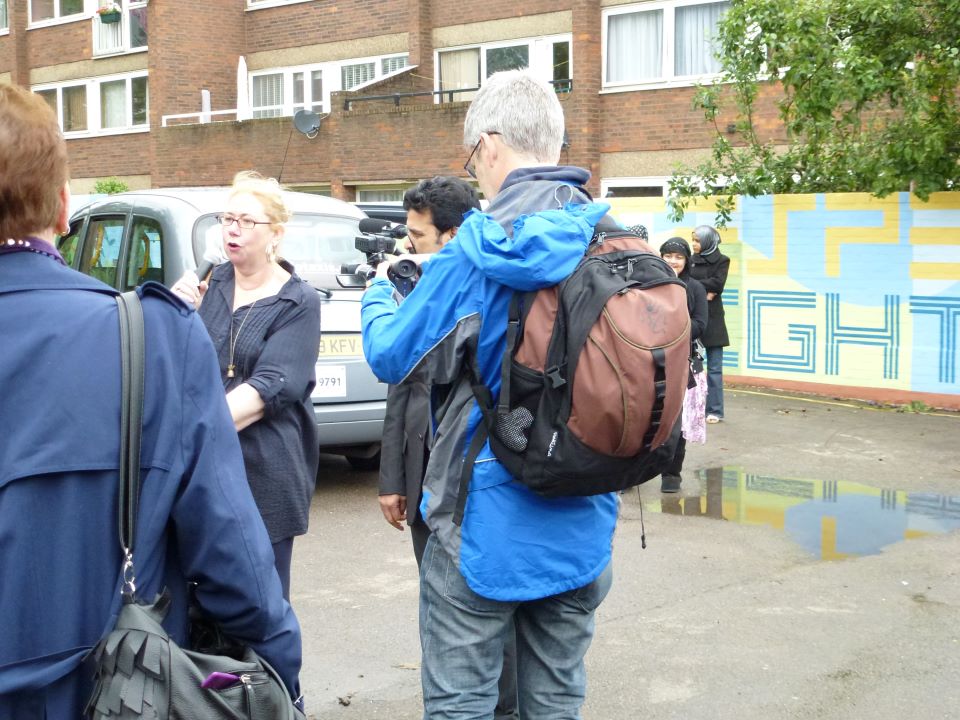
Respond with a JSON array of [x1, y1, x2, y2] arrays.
[[608, 192, 960, 406]]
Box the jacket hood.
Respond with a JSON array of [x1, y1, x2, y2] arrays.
[[455, 202, 609, 291]]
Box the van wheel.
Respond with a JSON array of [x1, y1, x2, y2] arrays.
[[346, 452, 381, 472]]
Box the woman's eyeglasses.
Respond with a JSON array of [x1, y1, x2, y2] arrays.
[[217, 214, 272, 229]]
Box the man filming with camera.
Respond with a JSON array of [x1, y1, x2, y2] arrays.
[[362, 70, 614, 719], [376, 176, 480, 563]]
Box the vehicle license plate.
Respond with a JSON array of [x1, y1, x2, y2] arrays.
[[318, 334, 362, 358], [314, 364, 347, 398]]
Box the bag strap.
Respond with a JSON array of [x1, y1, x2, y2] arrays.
[[453, 343, 494, 527], [115, 290, 145, 597], [452, 422, 488, 527]]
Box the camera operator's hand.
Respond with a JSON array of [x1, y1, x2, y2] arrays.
[[378, 494, 407, 530], [372, 253, 402, 282]]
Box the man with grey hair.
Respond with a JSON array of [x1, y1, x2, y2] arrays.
[[361, 70, 616, 719]]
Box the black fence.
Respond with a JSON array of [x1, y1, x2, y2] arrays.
[[343, 78, 574, 111]]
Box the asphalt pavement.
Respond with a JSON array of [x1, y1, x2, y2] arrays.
[[293, 387, 960, 720]]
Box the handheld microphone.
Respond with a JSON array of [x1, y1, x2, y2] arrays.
[[194, 236, 226, 286], [195, 258, 216, 281]]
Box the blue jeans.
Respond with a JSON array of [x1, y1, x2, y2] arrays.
[[419, 535, 612, 720], [705, 345, 725, 418]]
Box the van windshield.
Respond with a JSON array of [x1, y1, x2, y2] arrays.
[[194, 213, 364, 287]]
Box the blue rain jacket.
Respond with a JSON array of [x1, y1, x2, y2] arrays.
[[0, 254, 301, 716], [362, 175, 620, 602]]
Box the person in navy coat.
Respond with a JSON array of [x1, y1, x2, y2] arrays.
[[0, 84, 302, 717]]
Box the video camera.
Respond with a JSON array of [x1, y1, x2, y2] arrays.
[[340, 218, 421, 291]]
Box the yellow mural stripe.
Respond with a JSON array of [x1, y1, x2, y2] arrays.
[[748, 195, 816, 276], [909, 262, 960, 280], [909, 192, 960, 211], [910, 228, 960, 246], [824, 193, 899, 278]]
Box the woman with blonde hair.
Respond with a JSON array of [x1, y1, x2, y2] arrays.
[[172, 171, 321, 599]]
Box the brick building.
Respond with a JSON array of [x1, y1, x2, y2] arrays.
[[0, 0, 775, 201]]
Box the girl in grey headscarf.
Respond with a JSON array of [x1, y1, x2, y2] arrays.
[[688, 225, 730, 423]]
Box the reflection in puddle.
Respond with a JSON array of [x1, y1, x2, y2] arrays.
[[649, 467, 960, 560]]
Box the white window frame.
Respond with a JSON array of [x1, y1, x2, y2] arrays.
[[249, 52, 409, 118], [32, 70, 149, 138], [1, 0, 9, 33], [93, 0, 148, 57], [601, 177, 672, 199], [28, 0, 89, 28], [601, 0, 730, 93], [434, 33, 573, 103], [245, 0, 314, 10]]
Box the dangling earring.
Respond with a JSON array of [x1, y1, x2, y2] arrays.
[[267, 243, 278, 264]]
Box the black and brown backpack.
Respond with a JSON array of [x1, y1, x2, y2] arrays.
[[455, 216, 690, 522]]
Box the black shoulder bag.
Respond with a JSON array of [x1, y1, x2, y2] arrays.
[[86, 291, 304, 720]]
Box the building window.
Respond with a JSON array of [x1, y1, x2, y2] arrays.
[[342, 62, 375, 91], [1, 0, 8, 31], [436, 35, 572, 103], [33, 73, 149, 136], [30, 0, 83, 23], [61, 85, 87, 132], [357, 188, 406, 203], [93, 0, 148, 56], [252, 73, 284, 118], [129, 0, 148, 49], [601, 177, 671, 198], [99, 76, 148, 128], [250, 54, 408, 117], [382, 56, 408, 75], [604, 0, 730, 88]]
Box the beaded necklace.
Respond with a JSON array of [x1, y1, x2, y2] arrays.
[[0, 237, 67, 266]]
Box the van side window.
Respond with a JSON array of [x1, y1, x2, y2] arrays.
[[57, 221, 84, 267], [125, 217, 164, 290], [79, 217, 125, 287]]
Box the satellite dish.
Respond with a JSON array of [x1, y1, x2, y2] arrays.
[[293, 109, 322, 138]]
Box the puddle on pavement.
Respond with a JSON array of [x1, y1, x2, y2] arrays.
[[645, 467, 960, 560]]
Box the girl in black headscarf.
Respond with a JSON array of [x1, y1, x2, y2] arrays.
[[659, 237, 708, 493], [688, 225, 730, 423]]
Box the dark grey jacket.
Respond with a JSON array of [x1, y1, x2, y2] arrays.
[[378, 380, 432, 523]]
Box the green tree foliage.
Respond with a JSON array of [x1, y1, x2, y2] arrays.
[[668, 0, 960, 225], [92, 177, 129, 195]]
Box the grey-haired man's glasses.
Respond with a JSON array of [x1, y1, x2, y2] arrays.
[[464, 131, 501, 179]]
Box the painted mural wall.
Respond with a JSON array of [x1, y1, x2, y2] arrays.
[[607, 192, 960, 407]]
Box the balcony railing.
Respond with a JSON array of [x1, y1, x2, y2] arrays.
[[160, 79, 574, 127], [343, 79, 573, 111]]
